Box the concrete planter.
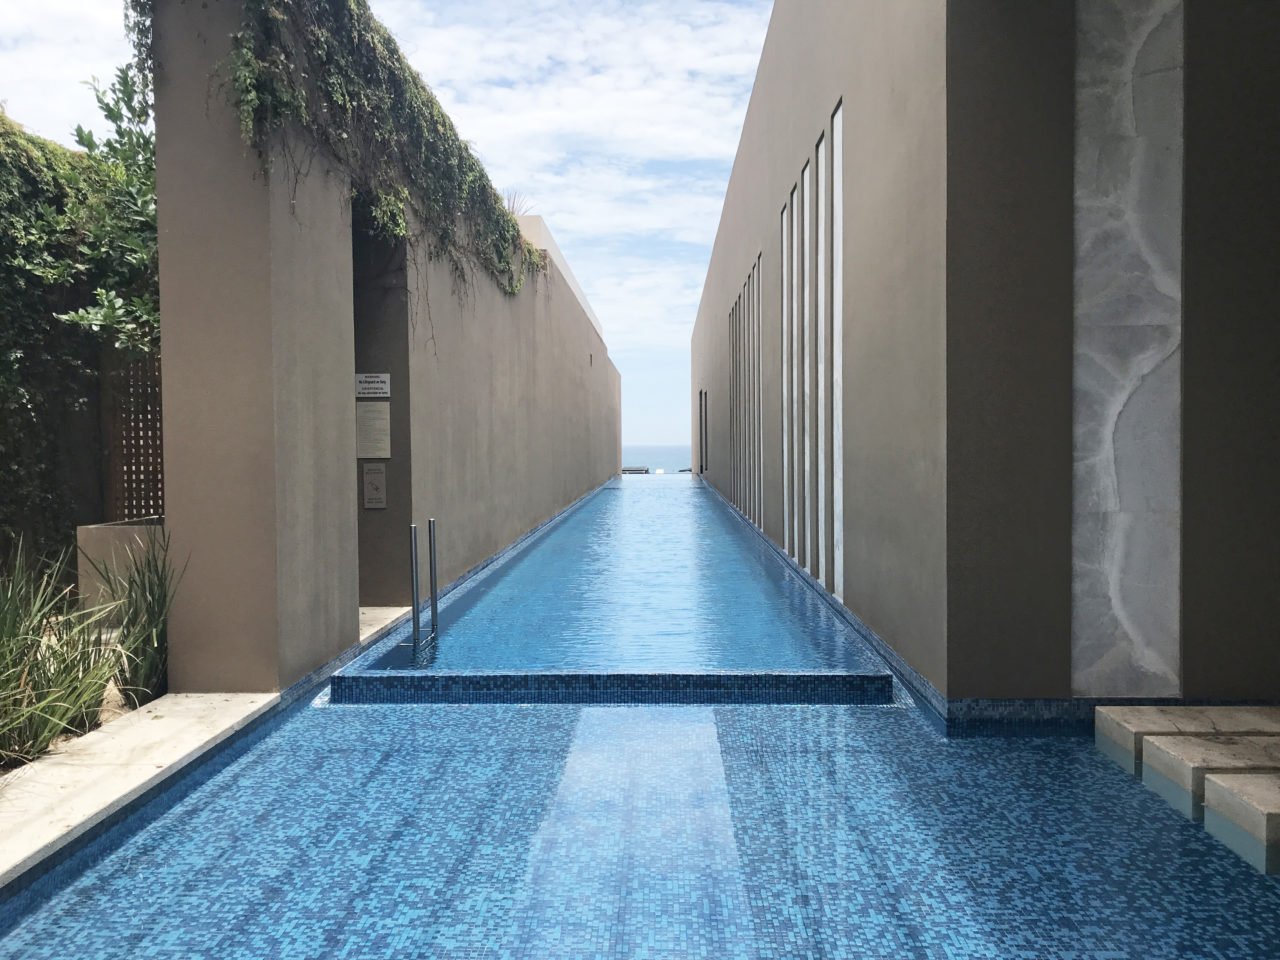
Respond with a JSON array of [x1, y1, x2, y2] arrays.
[[75, 518, 164, 608]]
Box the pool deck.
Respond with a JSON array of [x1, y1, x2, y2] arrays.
[[0, 693, 276, 888]]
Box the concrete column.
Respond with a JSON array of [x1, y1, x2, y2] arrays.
[[1180, 0, 1280, 699], [944, 0, 1076, 699], [155, 0, 358, 692]]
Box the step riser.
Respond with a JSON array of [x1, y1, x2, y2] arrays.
[[331, 673, 894, 705]]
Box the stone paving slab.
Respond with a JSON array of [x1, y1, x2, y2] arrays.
[[1204, 773, 1280, 874], [0, 693, 276, 888], [1094, 706, 1280, 775], [359, 606, 411, 643], [1141, 735, 1280, 821]]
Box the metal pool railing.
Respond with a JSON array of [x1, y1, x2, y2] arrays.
[[410, 520, 439, 663]]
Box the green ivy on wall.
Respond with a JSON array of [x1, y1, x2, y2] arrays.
[[127, 0, 543, 294]]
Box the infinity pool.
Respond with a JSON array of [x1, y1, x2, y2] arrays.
[[374, 476, 884, 673], [3, 477, 1278, 958]]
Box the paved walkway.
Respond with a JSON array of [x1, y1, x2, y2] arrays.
[[0, 693, 276, 886]]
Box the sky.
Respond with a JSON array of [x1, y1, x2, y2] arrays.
[[0, 0, 772, 446]]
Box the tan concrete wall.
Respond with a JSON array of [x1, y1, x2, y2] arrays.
[[1180, 0, 1280, 699], [268, 150, 360, 690], [75, 520, 163, 609], [405, 221, 620, 593], [157, 0, 359, 692], [692, 0, 1076, 699], [156, 0, 618, 691], [944, 1, 1075, 699], [692, 0, 951, 694]]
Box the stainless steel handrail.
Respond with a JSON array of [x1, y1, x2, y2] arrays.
[[410, 520, 440, 664], [428, 517, 439, 644], [410, 523, 422, 659]]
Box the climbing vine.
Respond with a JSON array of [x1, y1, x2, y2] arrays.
[[127, 0, 542, 294]]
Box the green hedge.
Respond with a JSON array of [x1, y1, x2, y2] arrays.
[[0, 115, 100, 556]]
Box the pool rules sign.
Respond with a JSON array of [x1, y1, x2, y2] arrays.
[[356, 373, 391, 508]]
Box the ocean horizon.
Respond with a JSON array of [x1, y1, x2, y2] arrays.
[[621, 444, 692, 474]]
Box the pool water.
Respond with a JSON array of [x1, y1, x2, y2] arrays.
[[2, 476, 1278, 958], [375, 476, 884, 673], [3, 702, 1278, 959]]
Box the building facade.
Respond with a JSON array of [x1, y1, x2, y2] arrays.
[[691, 0, 1278, 721]]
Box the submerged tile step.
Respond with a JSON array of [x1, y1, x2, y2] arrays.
[[330, 671, 894, 705], [1203, 773, 1280, 875], [1095, 706, 1280, 775], [1141, 735, 1280, 821]]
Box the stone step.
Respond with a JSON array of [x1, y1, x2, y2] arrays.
[[1094, 706, 1280, 775], [1203, 773, 1280, 875], [1141, 735, 1280, 820]]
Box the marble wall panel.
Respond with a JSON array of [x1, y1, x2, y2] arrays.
[[1072, 0, 1183, 696]]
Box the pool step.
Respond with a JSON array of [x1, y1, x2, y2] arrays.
[[1095, 706, 1280, 875], [1094, 705, 1280, 776], [330, 670, 894, 706], [1141, 735, 1280, 821], [1203, 774, 1280, 875]]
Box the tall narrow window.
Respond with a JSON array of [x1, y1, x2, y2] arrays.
[[781, 203, 792, 556], [742, 285, 747, 512], [698, 390, 703, 472], [801, 161, 812, 572], [748, 275, 755, 521], [817, 133, 828, 586], [731, 303, 738, 502], [790, 188, 801, 560], [742, 277, 747, 519], [832, 102, 845, 601], [747, 252, 757, 529]]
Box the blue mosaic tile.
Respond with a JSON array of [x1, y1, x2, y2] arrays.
[[331, 669, 893, 705], [345, 477, 890, 677], [3, 702, 1279, 958]]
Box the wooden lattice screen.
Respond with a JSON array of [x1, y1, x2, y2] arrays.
[[102, 352, 165, 521]]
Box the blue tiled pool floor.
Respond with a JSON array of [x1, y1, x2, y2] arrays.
[[4, 700, 1279, 959], [365, 477, 887, 675]]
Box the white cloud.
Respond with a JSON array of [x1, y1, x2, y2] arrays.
[[365, 0, 770, 349], [0, 0, 770, 442], [0, 1, 133, 145]]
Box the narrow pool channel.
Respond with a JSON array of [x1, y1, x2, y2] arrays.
[[1, 478, 1278, 959], [374, 475, 883, 673]]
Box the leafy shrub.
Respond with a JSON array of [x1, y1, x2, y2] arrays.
[[0, 544, 118, 765], [87, 529, 180, 708], [1, 66, 159, 558]]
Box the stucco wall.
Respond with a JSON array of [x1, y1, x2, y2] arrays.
[[692, 0, 1075, 699], [691, 0, 952, 694], [352, 220, 621, 607], [694, 0, 1278, 706], [944, 0, 1076, 700], [156, 0, 619, 692], [157, 0, 358, 693], [1180, 0, 1280, 699], [405, 225, 620, 594]]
